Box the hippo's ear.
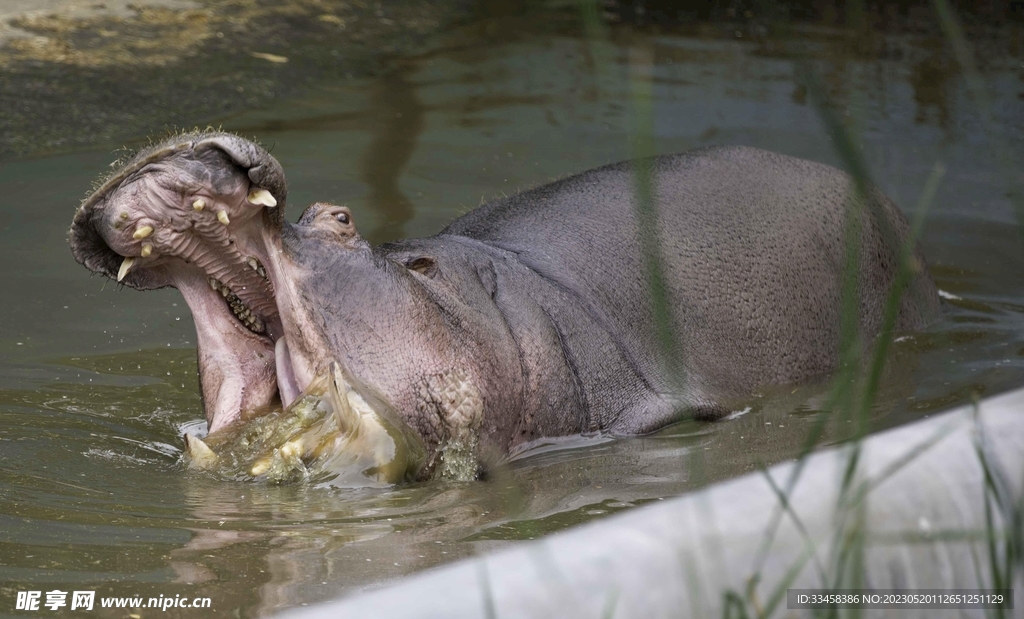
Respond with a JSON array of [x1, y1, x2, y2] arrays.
[[402, 255, 438, 278]]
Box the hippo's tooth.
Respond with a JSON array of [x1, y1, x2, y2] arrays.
[[280, 440, 302, 458], [247, 189, 277, 207], [192, 198, 206, 211], [217, 210, 231, 225], [275, 338, 300, 408], [132, 225, 154, 240], [328, 362, 358, 433], [140, 243, 153, 257], [184, 434, 218, 469], [208, 277, 219, 291], [246, 257, 259, 271], [250, 459, 271, 476], [117, 257, 135, 282]]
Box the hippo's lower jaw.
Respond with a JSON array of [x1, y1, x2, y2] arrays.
[[68, 131, 323, 434], [183, 362, 426, 485]]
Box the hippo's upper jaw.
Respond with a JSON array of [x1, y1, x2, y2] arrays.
[[69, 130, 321, 433]]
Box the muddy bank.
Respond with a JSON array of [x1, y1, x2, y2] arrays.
[[0, 0, 475, 160], [2, 0, 1020, 161]]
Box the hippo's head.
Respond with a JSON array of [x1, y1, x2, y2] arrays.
[[69, 131, 483, 480]]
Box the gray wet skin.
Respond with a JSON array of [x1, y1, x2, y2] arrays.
[[68, 131, 940, 481]]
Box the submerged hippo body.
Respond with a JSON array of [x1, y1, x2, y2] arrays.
[[69, 132, 939, 481]]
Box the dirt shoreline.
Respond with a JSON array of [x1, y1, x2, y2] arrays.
[[0, 0, 472, 161]]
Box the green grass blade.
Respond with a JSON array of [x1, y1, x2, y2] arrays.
[[628, 45, 685, 392]]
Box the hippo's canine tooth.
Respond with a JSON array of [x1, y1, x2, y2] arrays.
[[117, 257, 135, 282], [328, 362, 359, 434], [217, 210, 231, 225], [250, 459, 271, 476], [192, 198, 206, 211], [140, 243, 153, 257], [132, 225, 154, 240], [247, 189, 277, 207], [184, 434, 218, 469], [280, 440, 302, 458]]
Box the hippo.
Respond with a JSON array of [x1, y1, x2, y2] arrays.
[[68, 131, 940, 482]]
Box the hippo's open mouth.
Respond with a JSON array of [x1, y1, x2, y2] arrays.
[[69, 131, 316, 433]]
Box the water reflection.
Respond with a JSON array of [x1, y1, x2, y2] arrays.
[[227, 67, 427, 243], [910, 38, 956, 130], [359, 64, 426, 241], [163, 354, 925, 614]]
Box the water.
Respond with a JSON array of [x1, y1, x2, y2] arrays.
[[2, 5, 1023, 616]]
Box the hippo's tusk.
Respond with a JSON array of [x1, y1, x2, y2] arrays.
[[328, 362, 359, 434], [184, 434, 219, 469], [140, 243, 153, 257], [217, 210, 230, 225], [132, 224, 153, 239], [132, 225, 154, 240], [192, 198, 205, 211], [250, 458, 270, 476], [280, 441, 302, 458], [247, 189, 277, 207], [117, 257, 135, 281]]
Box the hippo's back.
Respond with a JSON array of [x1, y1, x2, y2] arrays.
[[441, 146, 939, 427]]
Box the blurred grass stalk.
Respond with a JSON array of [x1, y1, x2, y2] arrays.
[[627, 44, 685, 393], [582, 0, 685, 392], [929, 16, 1024, 612], [575, 0, 1019, 616]]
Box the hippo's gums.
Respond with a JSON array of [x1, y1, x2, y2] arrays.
[[69, 131, 940, 482]]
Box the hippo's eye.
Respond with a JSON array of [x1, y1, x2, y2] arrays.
[[335, 212, 350, 225]]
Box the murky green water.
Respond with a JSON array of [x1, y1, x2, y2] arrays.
[[2, 5, 1023, 617]]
